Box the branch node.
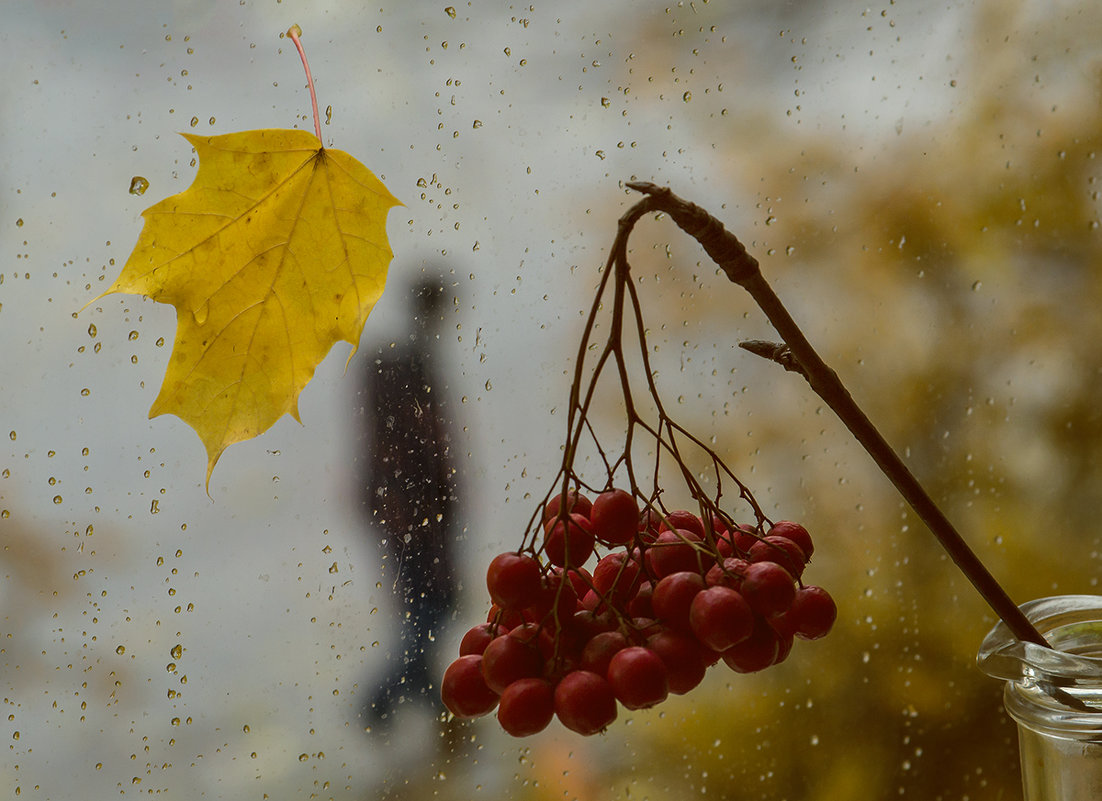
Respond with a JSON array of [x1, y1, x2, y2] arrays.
[[626, 182, 760, 284], [739, 340, 808, 380]]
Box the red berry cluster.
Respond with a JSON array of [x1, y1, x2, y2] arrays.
[[441, 488, 836, 736]]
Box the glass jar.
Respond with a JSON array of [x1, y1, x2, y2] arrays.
[[977, 595, 1102, 800]]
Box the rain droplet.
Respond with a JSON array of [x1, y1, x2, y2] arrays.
[[682, 91, 692, 102], [190, 116, 199, 128], [445, 6, 456, 17], [971, 280, 982, 291], [472, 119, 482, 129], [325, 105, 332, 125], [150, 499, 160, 514], [15, 218, 23, 227], [116, 645, 126, 655], [87, 323, 97, 338], [128, 330, 139, 341], [170, 644, 183, 659], [194, 302, 209, 325]]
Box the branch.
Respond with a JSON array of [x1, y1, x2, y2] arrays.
[[625, 181, 1049, 648]]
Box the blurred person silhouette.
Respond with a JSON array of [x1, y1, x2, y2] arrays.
[[356, 274, 463, 728]]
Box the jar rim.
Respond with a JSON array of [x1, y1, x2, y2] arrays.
[[978, 595, 1102, 684]]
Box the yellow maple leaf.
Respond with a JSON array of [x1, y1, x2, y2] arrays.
[[100, 128, 401, 486]]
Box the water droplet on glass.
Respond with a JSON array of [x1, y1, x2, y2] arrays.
[[8, 431, 14, 441], [325, 105, 332, 125], [971, 280, 982, 291], [189, 116, 199, 128], [472, 119, 482, 129], [116, 645, 126, 655], [682, 91, 692, 102], [80, 388, 90, 397], [170, 644, 183, 659], [53, 495, 62, 504], [194, 302, 209, 325], [445, 6, 456, 17], [87, 323, 97, 338], [151, 499, 160, 514], [15, 218, 23, 227], [128, 330, 139, 341]]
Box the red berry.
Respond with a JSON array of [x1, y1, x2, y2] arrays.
[[740, 561, 796, 618], [441, 655, 499, 717], [554, 670, 618, 735], [568, 608, 616, 642], [646, 629, 707, 695], [705, 557, 750, 589], [590, 489, 639, 546], [486, 603, 528, 630], [591, 550, 643, 606], [527, 569, 579, 622], [627, 581, 655, 618], [651, 571, 705, 631], [658, 510, 705, 537], [689, 586, 754, 652], [607, 646, 669, 710], [565, 567, 593, 599], [580, 630, 630, 676], [497, 677, 555, 737], [543, 513, 596, 568], [487, 552, 543, 610], [638, 507, 662, 542], [543, 490, 593, 522], [508, 622, 556, 661], [481, 634, 544, 694], [748, 536, 807, 579], [786, 585, 837, 640], [722, 617, 782, 673], [459, 622, 497, 656], [645, 529, 704, 578], [767, 520, 814, 559], [727, 524, 761, 554]]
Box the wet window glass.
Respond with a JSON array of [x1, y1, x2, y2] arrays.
[[3, 1, 1100, 798]]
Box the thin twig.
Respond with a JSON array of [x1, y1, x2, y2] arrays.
[[624, 180, 1050, 649]]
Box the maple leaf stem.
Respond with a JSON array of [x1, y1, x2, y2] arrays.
[[287, 25, 323, 142]]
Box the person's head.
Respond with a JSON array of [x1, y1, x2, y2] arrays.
[[410, 274, 452, 331]]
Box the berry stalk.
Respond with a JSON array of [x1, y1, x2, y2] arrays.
[[623, 181, 1049, 649]]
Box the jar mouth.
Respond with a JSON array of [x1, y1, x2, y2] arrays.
[[978, 595, 1102, 685]]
